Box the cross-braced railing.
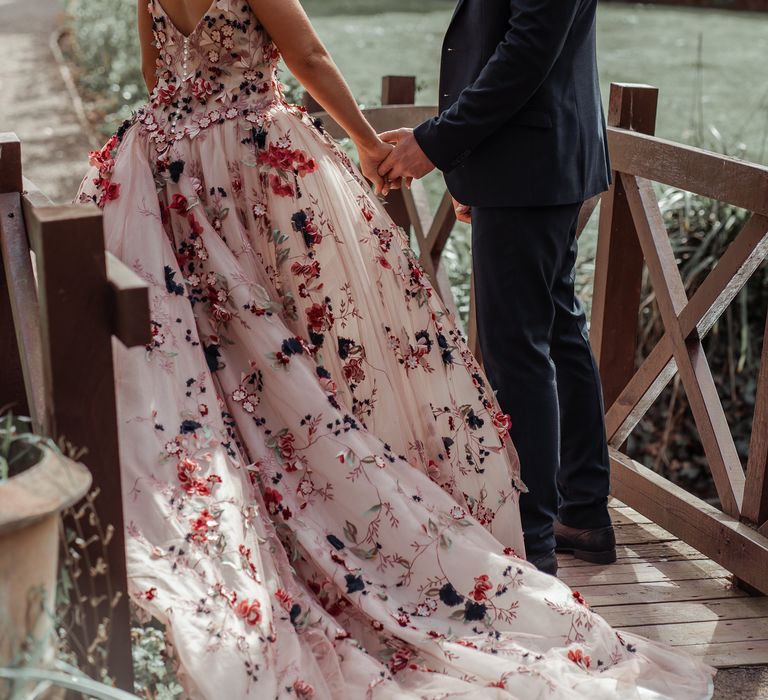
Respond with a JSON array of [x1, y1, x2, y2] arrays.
[[590, 83, 768, 592]]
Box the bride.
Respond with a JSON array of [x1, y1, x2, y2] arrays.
[[77, 0, 714, 697]]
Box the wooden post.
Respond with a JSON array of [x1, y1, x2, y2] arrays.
[[381, 75, 417, 106], [0, 134, 31, 419], [380, 76, 417, 233], [743, 313, 768, 526], [590, 84, 659, 408], [28, 205, 134, 691]]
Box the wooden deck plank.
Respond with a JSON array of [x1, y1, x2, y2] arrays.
[[561, 502, 768, 668], [614, 521, 680, 544], [558, 541, 706, 567], [559, 559, 729, 587], [597, 598, 768, 627], [621, 619, 768, 646], [675, 640, 768, 668], [610, 509, 653, 526], [577, 577, 746, 606]]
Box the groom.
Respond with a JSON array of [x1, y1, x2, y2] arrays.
[[379, 0, 615, 576]]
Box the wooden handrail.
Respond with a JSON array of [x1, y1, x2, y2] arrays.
[[607, 128, 768, 215]]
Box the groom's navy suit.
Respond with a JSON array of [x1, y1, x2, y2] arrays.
[[415, 0, 612, 557]]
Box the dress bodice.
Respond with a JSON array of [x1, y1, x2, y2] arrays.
[[138, 0, 283, 153]]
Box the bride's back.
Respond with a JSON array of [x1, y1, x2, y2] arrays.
[[155, 0, 220, 37]]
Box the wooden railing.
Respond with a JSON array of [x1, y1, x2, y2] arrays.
[[592, 83, 768, 592], [308, 78, 768, 593], [0, 133, 148, 689]]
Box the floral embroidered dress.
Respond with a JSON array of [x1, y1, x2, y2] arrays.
[[76, 1, 713, 698]]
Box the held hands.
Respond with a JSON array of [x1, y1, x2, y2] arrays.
[[355, 128, 438, 199], [377, 128, 435, 190], [355, 138, 396, 196]]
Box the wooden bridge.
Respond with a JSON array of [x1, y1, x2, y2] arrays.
[[1, 80, 767, 691]]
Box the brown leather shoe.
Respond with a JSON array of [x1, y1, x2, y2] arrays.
[[554, 521, 617, 564]]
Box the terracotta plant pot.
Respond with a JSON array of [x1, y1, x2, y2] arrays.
[[0, 444, 91, 699]]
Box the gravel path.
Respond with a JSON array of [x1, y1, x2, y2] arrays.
[[0, 0, 94, 203]]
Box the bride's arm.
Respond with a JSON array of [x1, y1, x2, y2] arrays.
[[138, 1, 161, 93], [247, 0, 392, 194]]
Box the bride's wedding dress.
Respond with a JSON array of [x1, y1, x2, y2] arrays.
[[76, 1, 713, 697]]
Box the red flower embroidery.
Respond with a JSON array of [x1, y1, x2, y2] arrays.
[[156, 84, 178, 105], [190, 508, 218, 544], [291, 260, 321, 280], [572, 590, 588, 606], [263, 487, 283, 516], [306, 302, 334, 333], [292, 680, 315, 699], [388, 647, 412, 673], [258, 144, 317, 176], [192, 77, 214, 101], [568, 648, 591, 668], [278, 432, 297, 461], [269, 174, 294, 197], [471, 574, 493, 602], [275, 588, 293, 611], [343, 358, 365, 384], [492, 411, 513, 439], [236, 598, 262, 625], [188, 212, 204, 236], [169, 193, 189, 214]]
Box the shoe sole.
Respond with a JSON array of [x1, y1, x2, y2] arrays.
[[556, 544, 617, 565]]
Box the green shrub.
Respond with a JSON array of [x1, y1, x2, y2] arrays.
[[69, 0, 145, 135]]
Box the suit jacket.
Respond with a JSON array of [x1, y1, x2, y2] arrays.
[[413, 0, 611, 208]]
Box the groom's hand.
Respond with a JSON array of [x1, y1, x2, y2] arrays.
[[378, 128, 435, 185]]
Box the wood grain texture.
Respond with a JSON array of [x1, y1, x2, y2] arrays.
[[613, 521, 679, 545], [610, 449, 768, 593], [590, 172, 645, 408], [605, 215, 768, 446], [0, 192, 40, 424], [622, 619, 768, 647], [558, 541, 706, 568], [0, 133, 23, 195], [559, 559, 728, 587], [106, 253, 152, 349], [596, 598, 768, 627], [743, 313, 768, 525], [608, 128, 768, 215], [622, 173, 745, 516], [682, 641, 768, 668], [28, 204, 134, 689], [576, 578, 745, 606]]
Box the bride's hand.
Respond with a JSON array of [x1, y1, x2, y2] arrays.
[[356, 138, 398, 197]]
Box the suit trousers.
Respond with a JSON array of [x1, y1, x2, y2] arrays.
[[471, 203, 612, 557]]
